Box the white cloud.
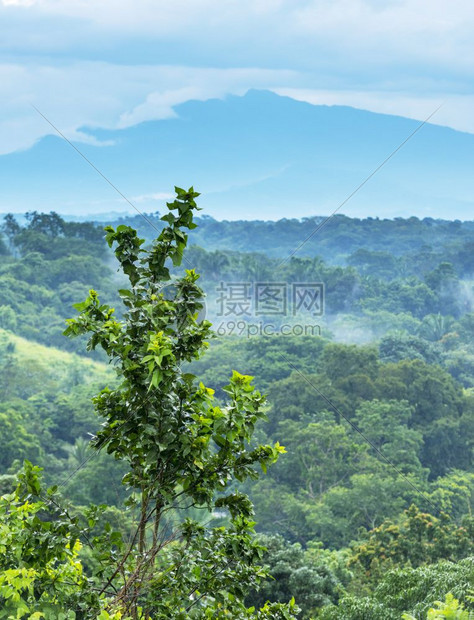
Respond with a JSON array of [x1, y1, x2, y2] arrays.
[[288, 0, 474, 69], [2, 0, 474, 75], [2, 0, 474, 65], [0, 58, 472, 158], [2, 0, 36, 5], [0, 0, 474, 154], [118, 91, 180, 127], [117, 67, 296, 127], [0, 62, 297, 154], [274, 88, 474, 134], [131, 191, 174, 203], [1, 0, 286, 30]]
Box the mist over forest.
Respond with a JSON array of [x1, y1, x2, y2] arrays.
[[1, 204, 473, 618]]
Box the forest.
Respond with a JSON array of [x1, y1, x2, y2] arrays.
[[0, 193, 473, 618]]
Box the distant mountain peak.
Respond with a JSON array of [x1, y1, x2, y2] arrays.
[[0, 91, 473, 221]]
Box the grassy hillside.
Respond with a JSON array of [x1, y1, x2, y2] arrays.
[[1, 328, 110, 379]]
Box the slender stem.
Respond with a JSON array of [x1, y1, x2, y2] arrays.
[[152, 497, 162, 550], [139, 483, 149, 555]]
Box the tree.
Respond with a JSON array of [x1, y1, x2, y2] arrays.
[[419, 314, 457, 342], [0, 405, 43, 470], [60, 187, 296, 618], [349, 505, 474, 584], [0, 462, 109, 619], [321, 344, 379, 383], [379, 333, 442, 365], [246, 535, 341, 618], [375, 360, 464, 429], [402, 593, 472, 619], [24, 211, 65, 237], [273, 415, 366, 498], [320, 557, 474, 620], [1, 213, 21, 248], [352, 400, 425, 476]]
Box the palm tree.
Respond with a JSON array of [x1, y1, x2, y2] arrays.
[[418, 313, 455, 341], [66, 436, 91, 468]]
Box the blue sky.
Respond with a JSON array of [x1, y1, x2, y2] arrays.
[[1, 0, 474, 157]]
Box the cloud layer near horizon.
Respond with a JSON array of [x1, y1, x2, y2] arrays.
[[1, 0, 473, 154]]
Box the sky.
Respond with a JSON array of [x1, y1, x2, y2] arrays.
[[1, 0, 474, 153], [0, 0, 473, 219]]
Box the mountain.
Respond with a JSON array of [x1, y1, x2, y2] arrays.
[[1, 90, 473, 220]]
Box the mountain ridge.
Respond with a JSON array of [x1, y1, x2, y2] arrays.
[[1, 90, 473, 220]]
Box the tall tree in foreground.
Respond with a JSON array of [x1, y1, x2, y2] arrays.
[[62, 187, 295, 618]]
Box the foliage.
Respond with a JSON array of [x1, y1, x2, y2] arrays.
[[349, 505, 474, 585], [2, 206, 474, 616], [60, 187, 295, 617], [320, 558, 474, 620], [0, 462, 106, 618], [0, 212, 117, 355], [402, 593, 473, 619], [246, 535, 341, 618]]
